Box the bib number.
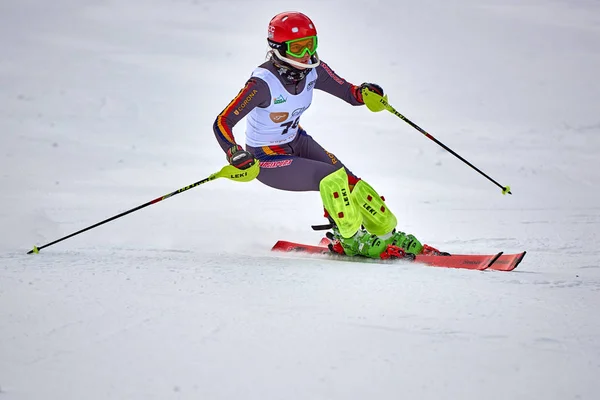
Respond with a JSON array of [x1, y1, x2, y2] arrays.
[[280, 117, 300, 135]]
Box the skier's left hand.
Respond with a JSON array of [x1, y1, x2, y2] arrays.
[[360, 82, 384, 97]]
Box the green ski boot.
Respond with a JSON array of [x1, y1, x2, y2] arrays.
[[330, 225, 390, 259]]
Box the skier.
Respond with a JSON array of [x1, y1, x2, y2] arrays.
[[213, 11, 442, 259]]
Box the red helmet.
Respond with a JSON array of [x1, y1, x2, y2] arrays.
[[267, 12, 320, 70], [268, 12, 317, 43]]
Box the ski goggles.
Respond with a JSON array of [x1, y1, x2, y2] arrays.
[[285, 36, 318, 58]]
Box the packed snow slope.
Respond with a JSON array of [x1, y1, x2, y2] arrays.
[[1, 0, 599, 399]]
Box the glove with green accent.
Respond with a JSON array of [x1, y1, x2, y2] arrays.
[[226, 144, 257, 170]]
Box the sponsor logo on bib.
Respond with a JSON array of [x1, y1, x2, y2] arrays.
[[274, 95, 287, 104], [270, 112, 289, 122], [292, 106, 308, 117]]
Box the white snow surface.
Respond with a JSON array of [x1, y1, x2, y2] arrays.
[[1, 0, 600, 399]]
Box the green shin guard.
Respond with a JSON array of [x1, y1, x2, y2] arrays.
[[319, 168, 362, 238], [351, 180, 397, 236]]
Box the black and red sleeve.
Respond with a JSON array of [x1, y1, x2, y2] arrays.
[[314, 60, 364, 106], [213, 77, 271, 152]]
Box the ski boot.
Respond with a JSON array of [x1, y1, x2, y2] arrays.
[[328, 225, 384, 258], [326, 225, 411, 260], [385, 229, 450, 256]]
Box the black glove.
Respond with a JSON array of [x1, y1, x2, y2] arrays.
[[226, 144, 256, 170], [360, 82, 384, 97]]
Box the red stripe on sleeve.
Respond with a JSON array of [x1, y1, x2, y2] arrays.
[[216, 82, 257, 144]]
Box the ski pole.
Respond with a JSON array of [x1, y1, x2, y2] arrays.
[[28, 163, 260, 254], [362, 88, 511, 195]]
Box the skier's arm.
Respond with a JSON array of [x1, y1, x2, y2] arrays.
[[314, 61, 383, 106], [213, 77, 271, 152]]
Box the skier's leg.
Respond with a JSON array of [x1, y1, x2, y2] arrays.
[[248, 142, 385, 257], [248, 134, 429, 257], [293, 129, 425, 255], [257, 131, 422, 256]]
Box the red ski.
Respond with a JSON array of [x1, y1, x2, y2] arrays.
[[271, 240, 526, 271]]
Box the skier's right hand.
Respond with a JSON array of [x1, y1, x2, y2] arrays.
[[226, 144, 257, 170]]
